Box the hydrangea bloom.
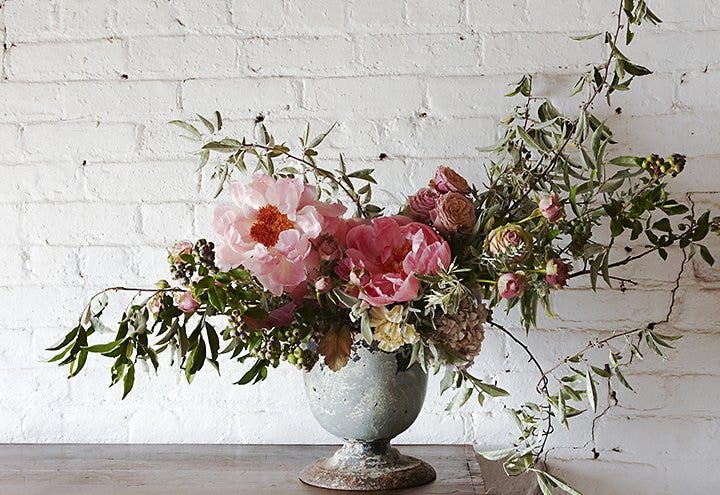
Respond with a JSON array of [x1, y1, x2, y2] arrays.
[[213, 173, 345, 296], [335, 216, 451, 306]]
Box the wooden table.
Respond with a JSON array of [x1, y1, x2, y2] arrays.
[[0, 444, 539, 494]]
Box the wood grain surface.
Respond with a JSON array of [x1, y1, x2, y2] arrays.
[[0, 444, 486, 495]]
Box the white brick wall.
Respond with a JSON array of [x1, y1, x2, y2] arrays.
[[1, 1, 719, 493]]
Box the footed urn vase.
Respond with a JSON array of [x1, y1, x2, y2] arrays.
[[299, 343, 436, 491]]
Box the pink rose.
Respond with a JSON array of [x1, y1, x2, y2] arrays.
[[408, 187, 440, 221], [176, 291, 198, 313], [485, 224, 533, 261], [315, 234, 342, 262], [545, 258, 569, 288], [335, 216, 451, 306], [539, 194, 563, 223], [497, 272, 526, 299], [431, 166, 470, 194], [169, 241, 193, 262], [430, 192, 476, 234], [213, 173, 346, 296]]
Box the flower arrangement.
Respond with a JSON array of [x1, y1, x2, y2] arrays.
[[49, 1, 718, 492]]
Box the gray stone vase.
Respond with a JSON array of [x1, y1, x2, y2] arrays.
[[299, 343, 436, 491]]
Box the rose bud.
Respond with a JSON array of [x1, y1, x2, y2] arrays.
[[176, 290, 199, 313], [146, 293, 163, 317], [408, 187, 440, 221], [545, 258, 569, 288], [485, 224, 533, 262], [314, 276, 332, 293], [431, 166, 470, 194], [169, 240, 193, 262], [497, 272, 527, 299], [431, 192, 477, 234], [539, 194, 563, 223]]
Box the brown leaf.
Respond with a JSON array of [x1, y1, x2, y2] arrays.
[[317, 324, 352, 372]]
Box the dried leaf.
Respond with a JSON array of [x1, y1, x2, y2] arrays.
[[318, 324, 352, 372]]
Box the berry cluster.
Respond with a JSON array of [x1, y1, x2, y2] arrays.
[[170, 258, 195, 286], [228, 310, 318, 371], [194, 239, 218, 274], [641, 153, 686, 178]]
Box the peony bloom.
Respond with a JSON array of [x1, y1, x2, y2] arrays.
[[431, 192, 477, 234], [431, 166, 470, 194], [213, 174, 346, 296], [369, 305, 420, 352], [485, 224, 533, 262], [176, 290, 199, 313], [545, 258, 569, 288], [335, 216, 451, 306], [497, 272, 526, 299], [169, 240, 193, 262], [408, 187, 440, 221], [539, 194, 563, 223]]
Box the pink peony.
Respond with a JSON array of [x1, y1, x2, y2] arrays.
[[335, 216, 451, 306], [545, 258, 569, 288], [497, 272, 526, 299], [408, 187, 440, 221], [431, 166, 470, 194], [213, 173, 346, 296], [176, 290, 198, 313], [539, 194, 563, 223]]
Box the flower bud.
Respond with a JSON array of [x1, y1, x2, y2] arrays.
[[545, 258, 569, 288], [431, 166, 470, 194], [169, 241, 193, 263], [485, 224, 533, 262], [538, 194, 563, 223], [408, 187, 440, 221], [497, 272, 527, 299], [176, 290, 199, 313], [314, 276, 332, 293]]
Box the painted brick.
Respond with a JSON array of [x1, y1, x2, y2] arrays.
[[85, 161, 199, 202], [239, 37, 355, 77], [358, 34, 481, 75], [23, 122, 137, 160], [182, 78, 299, 118], [139, 202, 194, 245], [3, 0, 57, 42], [303, 76, 424, 117], [406, 0, 461, 30], [231, 0, 285, 33], [22, 203, 140, 245], [8, 39, 126, 82], [0, 83, 62, 121], [349, 0, 405, 32], [0, 163, 86, 203], [62, 81, 179, 121], [127, 36, 238, 80]]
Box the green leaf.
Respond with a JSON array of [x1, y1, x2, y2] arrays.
[[585, 368, 597, 412], [169, 120, 202, 139], [445, 387, 473, 411], [541, 471, 584, 495], [571, 32, 602, 41], [477, 382, 510, 397], [700, 245, 715, 266], [537, 473, 555, 495], [208, 286, 227, 312], [307, 122, 337, 149], [47, 327, 79, 351], [478, 448, 513, 461], [214, 111, 223, 131], [196, 113, 215, 133], [122, 364, 135, 399], [235, 359, 263, 385], [84, 339, 125, 353]]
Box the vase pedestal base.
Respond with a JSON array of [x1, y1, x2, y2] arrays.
[[299, 440, 436, 491]]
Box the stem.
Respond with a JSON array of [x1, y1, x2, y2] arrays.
[[488, 320, 553, 462]]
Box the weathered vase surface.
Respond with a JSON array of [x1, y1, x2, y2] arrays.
[[303, 343, 428, 441], [300, 343, 436, 491]]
